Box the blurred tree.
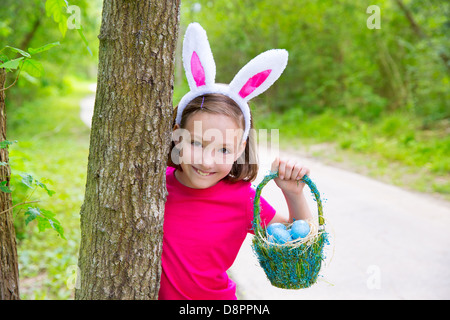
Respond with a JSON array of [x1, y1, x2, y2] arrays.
[[75, 0, 180, 299], [0, 2, 92, 300], [0, 68, 20, 300], [181, 0, 449, 121]]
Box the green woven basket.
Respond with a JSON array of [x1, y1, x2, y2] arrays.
[[251, 172, 328, 289]]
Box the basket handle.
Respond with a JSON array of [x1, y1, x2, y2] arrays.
[[252, 172, 324, 238]]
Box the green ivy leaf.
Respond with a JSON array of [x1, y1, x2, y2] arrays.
[[18, 172, 55, 196], [35, 179, 56, 196], [0, 57, 24, 70], [0, 181, 12, 193], [24, 207, 66, 239], [22, 59, 44, 78], [0, 53, 10, 63], [28, 42, 60, 55], [19, 172, 34, 189], [76, 26, 93, 57], [4, 45, 31, 58], [45, 0, 69, 38], [58, 16, 68, 38], [0, 140, 17, 148], [24, 207, 39, 225]]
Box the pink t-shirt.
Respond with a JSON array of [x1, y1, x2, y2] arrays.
[[158, 166, 276, 300]]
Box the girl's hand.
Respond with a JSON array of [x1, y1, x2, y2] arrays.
[[271, 157, 310, 195]]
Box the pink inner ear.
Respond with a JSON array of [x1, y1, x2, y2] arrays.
[[239, 69, 272, 99], [191, 51, 206, 87]]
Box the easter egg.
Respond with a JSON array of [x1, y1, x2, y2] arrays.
[[266, 223, 286, 236], [271, 228, 292, 244], [290, 220, 310, 240]]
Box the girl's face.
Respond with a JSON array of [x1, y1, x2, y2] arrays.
[[173, 112, 246, 189]]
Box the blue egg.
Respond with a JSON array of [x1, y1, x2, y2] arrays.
[[290, 220, 310, 239], [271, 228, 292, 244], [266, 223, 286, 236]]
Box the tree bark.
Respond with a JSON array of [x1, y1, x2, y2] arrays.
[[0, 68, 20, 300], [75, 0, 180, 300]]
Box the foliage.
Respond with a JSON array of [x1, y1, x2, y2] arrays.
[[45, 0, 93, 55], [182, 0, 449, 121], [24, 207, 65, 239], [0, 0, 101, 101], [7, 78, 91, 299], [1, 132, 65, 242], [0, 38, 66, 240], [0, 0, 99, 299], [0, 43, 60, 82]]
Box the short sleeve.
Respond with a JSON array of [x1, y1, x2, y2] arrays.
[[246, 187, 276, 234]]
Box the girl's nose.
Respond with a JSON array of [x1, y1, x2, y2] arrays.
[[202, 149, 215, 168]]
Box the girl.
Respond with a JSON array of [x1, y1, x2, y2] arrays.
[[158, 23, 312, 300]]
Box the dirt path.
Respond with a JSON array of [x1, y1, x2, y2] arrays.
[[80, 90, 450, 299]]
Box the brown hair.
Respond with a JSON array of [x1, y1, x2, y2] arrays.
[[167, 94, 258, 182]]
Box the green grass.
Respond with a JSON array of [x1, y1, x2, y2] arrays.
[[255, 107, 450, 200], [7, 76, 92, 299]]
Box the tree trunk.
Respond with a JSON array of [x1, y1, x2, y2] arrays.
[[75, 0, 180, 300], [0, 68, 20, 300]]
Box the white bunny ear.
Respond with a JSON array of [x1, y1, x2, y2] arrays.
[[229, 49, 288, 102], [182, 22, 216, 90]]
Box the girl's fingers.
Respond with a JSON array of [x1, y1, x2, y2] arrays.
[[278, 160, 286, 179], [297, 166, 310, 180], [284, 160, 295, 180], [291, 163, 302, 181], [271, 157, 280, 174], [272, 157, 310, 181]]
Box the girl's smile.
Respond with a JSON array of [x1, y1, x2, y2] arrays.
[[193, 166, 215, 176]]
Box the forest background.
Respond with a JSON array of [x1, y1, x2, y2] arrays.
[[1, 0, 448, 299]]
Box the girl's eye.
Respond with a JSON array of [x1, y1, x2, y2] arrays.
[[219, 148, 230, 154], [191, 140, 202, 148]]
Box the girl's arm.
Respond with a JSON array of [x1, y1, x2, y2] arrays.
[[268, 157, 313, 224]]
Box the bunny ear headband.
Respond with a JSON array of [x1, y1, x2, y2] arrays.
[[176, 22, 289, 142]]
